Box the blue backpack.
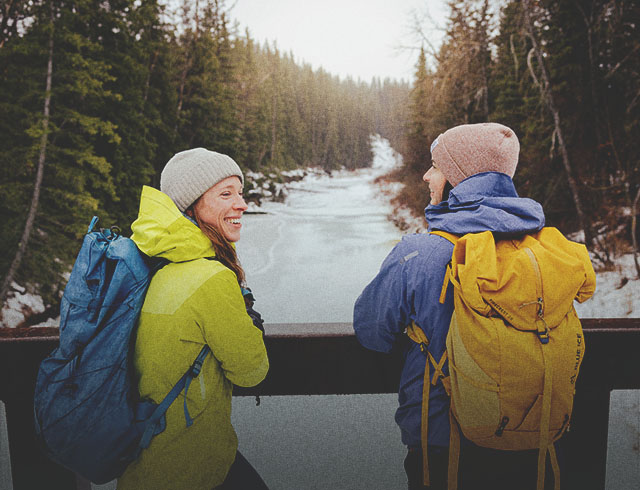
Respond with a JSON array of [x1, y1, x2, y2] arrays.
[[33, 217, 210, 484]]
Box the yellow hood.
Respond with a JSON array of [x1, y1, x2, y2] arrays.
[[451, 227, 596, 331], [130, 185, 216, 262]]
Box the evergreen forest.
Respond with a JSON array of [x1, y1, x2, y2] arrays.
[[0, 0, 408, 314], [397, 0, 640, 272], [1, 0, 639, 322]]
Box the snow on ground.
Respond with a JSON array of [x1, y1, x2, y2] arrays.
[[574, 254, 640, 318], [1, 282, 56, 328], [370, 134, 402, 171]]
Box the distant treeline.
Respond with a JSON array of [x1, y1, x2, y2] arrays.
[[0, 0, 409, 308], [396, 0, 639, 267]]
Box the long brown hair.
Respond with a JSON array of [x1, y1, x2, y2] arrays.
[[189, 207, 246, 286]]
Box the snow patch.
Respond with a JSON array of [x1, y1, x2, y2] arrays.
[[370, 134, 402, 171], [1, 282, 47, 328], [574, 253, 640, 318]]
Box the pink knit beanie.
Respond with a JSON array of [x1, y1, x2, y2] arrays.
[[430, 122, 520, 186]]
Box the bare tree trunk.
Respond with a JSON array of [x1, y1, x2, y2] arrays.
[[522, 0, 594, 249], [270, 91, 277, 161], [509, 34, 519, 81], [480, 0, 490, 119], [0, 1, 54, 309], [574, 1, 604, 145], [173, 62, 189, 135], [142, 49, 159, 104]]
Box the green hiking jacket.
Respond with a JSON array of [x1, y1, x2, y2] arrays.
[[117, 186, 269, 490]]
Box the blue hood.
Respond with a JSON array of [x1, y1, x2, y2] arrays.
[[425, 172, 545, 236]]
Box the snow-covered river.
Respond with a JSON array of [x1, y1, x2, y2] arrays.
[[237, 138, 402, 325]]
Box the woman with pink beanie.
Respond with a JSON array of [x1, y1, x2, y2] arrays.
[[354, 123, 554, 489]]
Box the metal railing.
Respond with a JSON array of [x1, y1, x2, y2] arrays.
[[1, 319, 640, 490]]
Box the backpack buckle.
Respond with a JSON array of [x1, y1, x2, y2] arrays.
[[537, 325, 550, 344], [189, 357, 205, 377]]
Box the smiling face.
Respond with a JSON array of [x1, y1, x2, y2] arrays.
[[191, 176, 247, 242], [423, 162, 448, 205]]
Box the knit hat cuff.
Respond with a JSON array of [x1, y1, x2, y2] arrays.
[[431, 136, 468, 186]]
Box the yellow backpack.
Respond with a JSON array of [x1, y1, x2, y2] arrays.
[[407, 227, 596, 490]]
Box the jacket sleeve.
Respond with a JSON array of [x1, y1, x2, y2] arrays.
[[353, 240, 414, 353], [192, 268, 269, 387]]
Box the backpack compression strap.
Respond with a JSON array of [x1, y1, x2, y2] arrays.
[[138, 344, 211, 453]]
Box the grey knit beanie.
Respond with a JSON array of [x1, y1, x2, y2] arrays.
[[160, 148, 244, 212], [430, 122, 520, 186]]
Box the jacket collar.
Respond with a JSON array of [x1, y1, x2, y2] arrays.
[[425, 172, 546, 237]]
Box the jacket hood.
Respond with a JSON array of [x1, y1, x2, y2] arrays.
[[425, 172, 545, 237], [130, 186, 216, 262]]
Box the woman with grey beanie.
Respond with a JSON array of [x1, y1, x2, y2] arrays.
[[117, 148, 270, 490]]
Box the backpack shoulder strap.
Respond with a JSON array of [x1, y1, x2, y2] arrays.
[[429, 231, 460, 304], [138, 344, 211, 452], [429, 230, 460, 245]]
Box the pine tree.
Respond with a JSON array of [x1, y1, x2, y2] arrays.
[[0, 0, 120, 310]]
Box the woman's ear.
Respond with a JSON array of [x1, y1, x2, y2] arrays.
[[185, 207, 194, 218], [442, 181, 454, 202]]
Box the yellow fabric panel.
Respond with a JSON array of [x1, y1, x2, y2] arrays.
[[446, 310, 500, 432], [141, 259, 228, 315], [450, 297, 501, 383]]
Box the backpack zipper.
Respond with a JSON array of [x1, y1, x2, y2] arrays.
[[495, 416, 509, 436]]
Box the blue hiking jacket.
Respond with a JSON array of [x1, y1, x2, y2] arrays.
[[353, 172, 546, 448]]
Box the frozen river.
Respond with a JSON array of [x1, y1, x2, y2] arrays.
[[236, 140, 402, 325]]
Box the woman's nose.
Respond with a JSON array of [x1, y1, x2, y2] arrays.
[[235, 195, 248, 211]]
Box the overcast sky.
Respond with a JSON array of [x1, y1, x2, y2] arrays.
[[228, 0, 448, 83]]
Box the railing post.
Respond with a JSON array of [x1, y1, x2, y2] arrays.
[[1, 401, 13, 490]]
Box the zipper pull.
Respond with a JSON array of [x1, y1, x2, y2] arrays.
[[495, 416, 509, 436]]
